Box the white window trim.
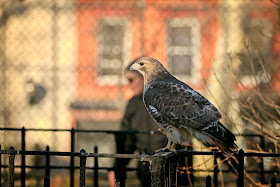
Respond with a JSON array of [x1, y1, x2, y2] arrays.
[[96, 17, 132, 85], [167, 18, 201, 85]]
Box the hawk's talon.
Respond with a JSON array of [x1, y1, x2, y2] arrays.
[[154, 148, 167, 154], [154, 147, 177, 154], [165, 148, 177, 154]]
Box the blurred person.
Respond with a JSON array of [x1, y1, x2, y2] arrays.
[[108, 58, 167, 187]]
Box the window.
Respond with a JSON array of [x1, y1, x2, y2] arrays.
[[96, 17, 131, 85], [167, 18, 201, 84], [239, 19, 272, 86]]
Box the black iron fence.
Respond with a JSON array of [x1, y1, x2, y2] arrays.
[[0, 127, 163, 186], [0, 147, 279, 187], [0, 127, 279, 186]]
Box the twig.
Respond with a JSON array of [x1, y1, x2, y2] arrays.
[[270, 0, 280, 6]]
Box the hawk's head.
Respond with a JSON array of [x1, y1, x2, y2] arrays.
[[130, 57, 167, 80]]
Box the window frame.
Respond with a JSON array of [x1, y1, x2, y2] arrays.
[[167, 17, 201, 84], [96, 17, 132, 85]]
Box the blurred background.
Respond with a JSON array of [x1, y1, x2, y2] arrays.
[[0, 0, 279, 186]]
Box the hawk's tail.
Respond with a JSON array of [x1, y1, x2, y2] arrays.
[[210, 137, 238, 157], [196, 121, 238, 157], [210, 122, 238, 157]]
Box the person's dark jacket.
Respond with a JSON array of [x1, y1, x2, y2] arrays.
[[120, 95, 166, 154], [114, 95, 167, 186]]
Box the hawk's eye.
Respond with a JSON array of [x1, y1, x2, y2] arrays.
[[139, 62, 144, 66]]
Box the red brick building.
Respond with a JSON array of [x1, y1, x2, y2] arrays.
[[71, 0, 280, 129]]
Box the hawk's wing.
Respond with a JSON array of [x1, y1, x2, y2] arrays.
[[143, 80, 222, 132]]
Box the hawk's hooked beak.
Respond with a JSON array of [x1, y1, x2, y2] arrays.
[[130, 63, 138, 71], [130, 62, 145, 77]]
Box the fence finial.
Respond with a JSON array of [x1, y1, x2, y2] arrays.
[[80, 149, 86, 155]]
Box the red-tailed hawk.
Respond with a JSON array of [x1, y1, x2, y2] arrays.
[[130, 57, 238, 156]]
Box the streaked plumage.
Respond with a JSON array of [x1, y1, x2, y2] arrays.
[[130, 57, 238, 156]]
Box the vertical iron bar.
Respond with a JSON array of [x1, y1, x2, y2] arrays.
[[8, 147, 15, 187], [44, 176, 50, 187], [271, 177, 276, 187], [114, 132, 126, 187], [70, 128, 75, 187], [213, 150, 219, 187], [260, 136, 265, 184], [45, 146, 50, 178], [150, 158, 165, 187], [94, 146, 98, 187], [21, 127, 26, 187], [79, 149, 86, 187], [187, 146, 194, 183], [0, 145, 2, 187], [168, 155, 177, 187], [206, 175, 211, 187], [237, 149, 244, 187]]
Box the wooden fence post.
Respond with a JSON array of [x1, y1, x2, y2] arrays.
[[168, 155, 177, 187], [150, 158, 165, 187]]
